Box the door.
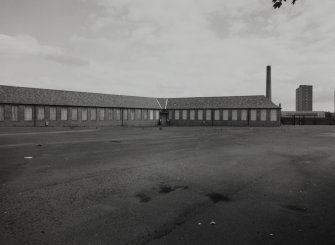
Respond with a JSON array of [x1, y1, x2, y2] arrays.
[[161, 113, 167, 126]]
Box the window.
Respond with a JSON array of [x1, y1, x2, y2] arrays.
[[115, 109, 121, 120], [91, 108, 97, 120], [37, 107, 44, 120], [155, 110, 159, 120], [71, 108, 78, 120], [198, 110, 203, 120], [11, 106, 18, 121], [182, 110, 187, 120], [50, 107, 57, 121], [123, 109, 128, 120], [241, 110, 247, 121], [130, 109, 135, 120], [223, 110, 228, 120], [0, 105, 4, 121], [135, 109, 142, 120], [107, 109, 113, 120], [149, 110, 154, 120], [232, 110, 237, 120], [99, 108, 105, 120], [143, 110, 148, 120], [250, 110, 257, 121], [82, 108, 88, 121], [175, 110, 180, 120], [61, 108, 68, 121], [270, 109, 277, 121], [206, 110, 211, 121], [168, 111, 173, 120], [261, 109, 267, 121], [24, 106, 33, 121], [214, 110, 220, 120], [190, 110, 195, 120]]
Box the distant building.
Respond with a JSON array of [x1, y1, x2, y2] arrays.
[[296, 85, 313, 111], [0, 85, 280, 127], [0, 66, 281, 127], [281, 111, 325, 118], [281, 110, 335, 125]]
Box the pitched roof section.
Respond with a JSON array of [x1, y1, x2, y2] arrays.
[[157, 98, 167, 109], [0, 85, 161, 109], [165, 96, 279, 109], [0, 85, 280, 109]]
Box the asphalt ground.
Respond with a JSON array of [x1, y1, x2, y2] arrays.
[[1, 126, 335, 245]]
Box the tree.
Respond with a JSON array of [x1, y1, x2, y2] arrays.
[[273, 0, 297, 9]]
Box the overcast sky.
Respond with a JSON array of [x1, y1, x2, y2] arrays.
[[0, 0, 334, 111]]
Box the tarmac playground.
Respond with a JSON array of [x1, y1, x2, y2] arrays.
[[1, 126, 335, 245]]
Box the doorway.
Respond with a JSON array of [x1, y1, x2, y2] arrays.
[[160, 113, 167, 126]]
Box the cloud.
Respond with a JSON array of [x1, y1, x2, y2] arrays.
[[1, 0, 335, 111], [0, 34, 88, 66], [67, 0, 335, 110], [43, 53, 89, 67]]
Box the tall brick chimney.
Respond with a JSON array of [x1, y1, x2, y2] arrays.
[[266, 65, 272, 101]]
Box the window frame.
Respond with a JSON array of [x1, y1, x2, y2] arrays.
[[232, 110, 238, 121], [149, 110, 154, 120], [250, 109, 257, 121], [270, 109, 277, 121], [0, 105, 4, 121], [107, 108, 113, 120], [37, 106, 45, 121], [182, 110, 187, 120], [190, 110, 195, 120], [71, 108, 78, 121], [135, 109, 142, 120], [90, 108, 97, 121], [261, 109, 267, 121], [241, 109, 247, 121], [214, 110, 220, 121], [11, 105, 18, 121], [175, 110, 180, 120], [61, 108, 68, 121], [99, 108, 105, 121], [197, 110, 203, 120], [24, 106, 33, 121], [82, 108, 88, 121], [206, 110, 212, 121], [223, 110, 229, 120], [50, 107, 57, 121], [115, 109, 121, 121], [143, 109, 148, 120]]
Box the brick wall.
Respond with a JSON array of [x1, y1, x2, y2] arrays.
[[0, 104, 281, 127], [0, 104, 160, 127], [168, 109, 281, 127]]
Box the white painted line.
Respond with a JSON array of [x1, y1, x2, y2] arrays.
[[165, 98, 168, 109], [156, 98, 162, 109]]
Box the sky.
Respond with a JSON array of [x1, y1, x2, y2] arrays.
[[0, 0, 334, 111]]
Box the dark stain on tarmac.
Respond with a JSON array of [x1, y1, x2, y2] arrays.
[[206, 193, 231, 203], [159, 184, 174, 193], [158, 184, 188, 194], [284, 205, 309, 213], [36, 144, 42, 147], [16, 162, 27, 166], [135, 193, 151, 203], [110, 140, 121, 143], [148, 204, 198, 243]]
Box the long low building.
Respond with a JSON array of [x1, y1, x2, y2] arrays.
[[0, 85, 281, 127]]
